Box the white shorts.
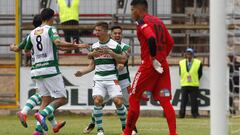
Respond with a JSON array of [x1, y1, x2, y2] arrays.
[[122, 86, 130, 106], [36, 74, 67, 98], [92, 80, 122, 99], [32, 79, 38, 89]]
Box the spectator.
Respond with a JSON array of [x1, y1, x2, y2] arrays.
[[57, 0, 80, 53], [179, 48, 203, 118]]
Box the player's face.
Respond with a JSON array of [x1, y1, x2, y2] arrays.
[[131, 6, 140, 21], [94, 26, 107, 38], [111, 28, 122, 42]]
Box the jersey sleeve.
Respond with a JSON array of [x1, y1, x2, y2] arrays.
[[24, 36, 33, 50], [48, 27, 60, 41], [18, 35, 29, 49], [122, 44, 130, 52], [113, 44, 122, 54]]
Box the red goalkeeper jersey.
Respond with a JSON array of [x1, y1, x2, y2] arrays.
[[136, 13, 174, 71]]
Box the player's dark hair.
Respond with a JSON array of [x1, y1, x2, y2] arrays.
[[130, 0, 148, 10], [95, 22, 109, 30], [40, 8, 54, 21], [32, 15, 42, 28], [110, 25, 122, 31]]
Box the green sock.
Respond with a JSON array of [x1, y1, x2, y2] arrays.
[[35, 121, 43, 132], [91, 110, 95, 124], [47, 112, 57, 127], [93, 106, 103, 130], [116, 105, 126, 129], [21, 93, 41, 115], [40, 104, 55, 117]]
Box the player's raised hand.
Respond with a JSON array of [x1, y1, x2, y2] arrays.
[[9, 43, 19, 52], [75, 71, 84, 77]]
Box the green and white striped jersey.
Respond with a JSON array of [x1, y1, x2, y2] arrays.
[[25, 25, 60, 79], [92, 39, 122, 81], [118, 42, 131, 89]]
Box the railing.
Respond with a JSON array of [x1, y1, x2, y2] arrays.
[[0, 13, 210, 66]]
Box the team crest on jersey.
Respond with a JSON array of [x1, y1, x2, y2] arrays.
[[34, 29, 43, 35]]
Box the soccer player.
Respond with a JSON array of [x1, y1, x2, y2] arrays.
[[75, 22, 127, 135], [122, 0, 178, 135], [24, 8, 87, 134], [10, 14, 66, 135], [82, 25, 138, 135]]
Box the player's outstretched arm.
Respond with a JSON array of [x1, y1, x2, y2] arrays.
[[75, 59, 95, 77], [53, 39, 78, 48]]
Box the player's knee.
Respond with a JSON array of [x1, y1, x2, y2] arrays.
[[93, 96, 103, 106], [41, 96, 52, 107], [58, 97, 68, 106], [129, 94, 139, 103], [61, 97, 68, 105], [159, 98, 171, 108], [113, 96, 123, 108]]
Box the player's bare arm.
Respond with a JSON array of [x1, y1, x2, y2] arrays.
[[53, 39, 78, 48], [117, 47, 131, 71], [75, 59, 95, 77], [88, 49, 103, 59], [102, 48, 127, 64]]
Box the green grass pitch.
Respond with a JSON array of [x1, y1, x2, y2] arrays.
[[0, 115, 239, 135]]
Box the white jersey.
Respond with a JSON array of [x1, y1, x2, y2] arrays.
[[118, 42, 131, 89], [92, 39, 122, 81], [26, 25, 60, 79]]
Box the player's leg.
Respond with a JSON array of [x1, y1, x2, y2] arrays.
[[35, 75, 68, 131], [47, 112, 66, 133], [34, 95, 52, 134], [108, 80, 126, 130], [33, 121, 44, 135], [17, 92, 41, 128], [158, 97, 177, 135], [122, 86, 138, 135], [152, 68, 178, 135], [83, 95, 111, 134], [123, 70, 155, 135], [122, 86, 130, 109], [179, 87, 189, 118], [83, 110, 96, 134], [92, 80, 106, 135]]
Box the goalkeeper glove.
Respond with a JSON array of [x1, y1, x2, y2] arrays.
[[153, 59, 163, 74]]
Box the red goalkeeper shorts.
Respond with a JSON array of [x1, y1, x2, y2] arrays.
[[131, 65, 172, 101]]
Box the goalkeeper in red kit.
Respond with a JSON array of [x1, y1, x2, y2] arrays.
[[122, 0, 178, 135]]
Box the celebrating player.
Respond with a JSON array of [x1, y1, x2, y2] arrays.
[[122, 0, 178, 135], [82, 25, 138, 135], [10, 14, 66, 135], [75, 22, 127, 135], [24, 8, 87, 134]]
